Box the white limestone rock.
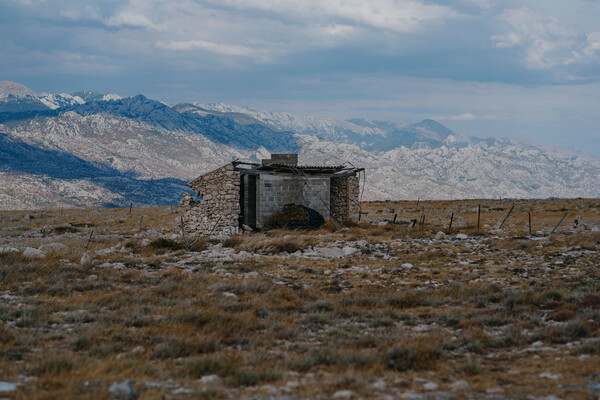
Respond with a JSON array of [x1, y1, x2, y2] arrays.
[[39, 242, 68, 252], [109, 380, 137, 400], [22, 247, 45, 258], [199, 375, 221, 385], [332, 390, 354, 398], [80, 252, 92, 265]]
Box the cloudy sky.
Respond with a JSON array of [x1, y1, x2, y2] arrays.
[[1, 0, 600, 156]]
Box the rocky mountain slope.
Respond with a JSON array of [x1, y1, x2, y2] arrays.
[[0, 81, 598, 209], [0, 81, 48, 113]]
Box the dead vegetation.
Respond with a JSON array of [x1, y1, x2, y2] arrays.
[[0, 199, 599, 399]]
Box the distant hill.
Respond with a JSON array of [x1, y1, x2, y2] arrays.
[[0, 81, 598, 209]]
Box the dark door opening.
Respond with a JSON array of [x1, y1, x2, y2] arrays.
[[240, 174, 257, 229]]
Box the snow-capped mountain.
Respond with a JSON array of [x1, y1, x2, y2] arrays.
[[0, 81, 48, 112], [197, 103, 484, 151], [0, 81, 38, 100], [38, 93, 86, 109], [0, 81, 599, 209], [71, 90, 122, 103], [0, 81, 124, 115]]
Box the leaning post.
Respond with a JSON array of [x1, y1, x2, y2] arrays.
[[136, 216, 143, 242], [551, 213, 568, 234], [499, 204, 514, 229]]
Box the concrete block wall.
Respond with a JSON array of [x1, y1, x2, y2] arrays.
[[256, 174, 330, 228]]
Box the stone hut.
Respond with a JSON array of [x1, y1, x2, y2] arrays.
[[181, 154, 363, 236]]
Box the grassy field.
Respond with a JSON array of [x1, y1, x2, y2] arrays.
[[0, 199, 599, 399]]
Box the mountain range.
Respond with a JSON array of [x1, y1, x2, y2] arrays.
[[0, 80, 598, 209]]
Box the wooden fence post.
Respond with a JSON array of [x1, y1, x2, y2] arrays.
[[528, 213, 532, 235], [477, 205, 481, 231], [85, 230, 93, 250], [551, 213, 568, 234], [449, 212, 454, 231], [136, 216, 143, 242], [499, 204, 514, 229]]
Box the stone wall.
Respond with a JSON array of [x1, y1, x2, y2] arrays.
[[347, 175, 360, 223], [330, 176, 348, 222], [183, 163, 241, 236], [330, 175, 360, 223]]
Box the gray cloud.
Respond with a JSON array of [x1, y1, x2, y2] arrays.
[[0, 0, 599, 155]]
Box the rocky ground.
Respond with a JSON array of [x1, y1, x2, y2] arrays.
[[0, 199, 599, 399]]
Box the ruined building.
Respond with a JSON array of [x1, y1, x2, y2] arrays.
[[180, 154, 364, 235]]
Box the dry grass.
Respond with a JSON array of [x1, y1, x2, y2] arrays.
[[0, 199, 598, 398]]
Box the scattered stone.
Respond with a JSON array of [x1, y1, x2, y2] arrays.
[[0, 245, 19, 253], [0, 381, 18, 392], [456, 234, 468, 240], [401, 263, 413, 269], [96, 246, 118, 255], [435, 231, 446, 240], [22, 214, 31, 220], [539, 372, 561, 380], [319, 247, 344, 258], [223, 292, 238, 299], [423, 381, 438, 391], [199, 375, 221, 385], [259, 384, 278, 395], [171, 387, 193, 394], [80, 252, 92, 265], [39, 243, 68, 252], [486, 387, 504, 394], [370, 380, 386, 390], [130, 346, 145, 355], [342, 246, 359, 256], [449, 380, 470, 391], [22, 247, 45, 258], [332, 390, 354, 398], [109, 380, 137, 400]]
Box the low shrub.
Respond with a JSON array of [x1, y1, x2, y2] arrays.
[[30, 358, 73, 376], [455, 360, 483, 376], [580, 295, 600, 309], [148, 238, 207, 252], [387, 293, 427, 308], [385, 341, 440, 372], [547, 307, 576, 321], [51, 226, 80, 234], [152, 336, 216, 359], [186, 356, 279, 387], [263, 204, 325, 231]]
